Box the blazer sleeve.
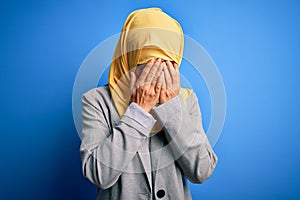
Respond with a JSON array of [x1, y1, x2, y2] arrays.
[[152, 92, 218, 183], [80, 89, 156, 189]]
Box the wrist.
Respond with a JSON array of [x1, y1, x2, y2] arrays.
[[160, 94, 176, 104], [139, 104, 152, 113]]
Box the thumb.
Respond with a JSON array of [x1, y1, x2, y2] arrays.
[[130, 72, 136, 95]]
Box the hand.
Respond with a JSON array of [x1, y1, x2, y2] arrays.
[[159, 61, 180, 104], [130, 58, 164, 112]]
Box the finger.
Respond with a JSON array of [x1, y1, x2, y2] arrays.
[[130, 72, 136, 95], [153, 61, 164, 83], [159, 73, 166, 103], [166, 60, 176, 82], [163, 62, 172, 90], [136, 85, 140, 104], [135, 63, 145, 80], [131, 89, 136, 103], [145, 58, 162, 84], [156, 72, 164, 93], [161, 72, 166, 88], [136, 59, 155, 87], [157, 72, 164, 85], [173, 62, 179, 72], [166, 60, 180, 88]]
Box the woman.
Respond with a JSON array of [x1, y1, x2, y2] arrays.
[[80, 8, 218, 200]]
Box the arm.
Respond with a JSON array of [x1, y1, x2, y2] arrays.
[[152, 92, 218, 183], [80, 89, 156, 189]]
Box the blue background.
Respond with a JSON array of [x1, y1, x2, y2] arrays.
[[1, 0, 300, 199]]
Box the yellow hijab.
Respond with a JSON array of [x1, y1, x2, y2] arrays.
[[108, 8, 192, 132]]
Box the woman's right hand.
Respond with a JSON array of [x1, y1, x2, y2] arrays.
[[130, 58, 164, 112]]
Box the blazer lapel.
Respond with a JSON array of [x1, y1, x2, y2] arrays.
[[149, 132, 165, 186], [137, 139, 152, 191]]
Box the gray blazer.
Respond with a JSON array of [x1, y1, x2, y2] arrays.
[[80, 85, 218, 200]]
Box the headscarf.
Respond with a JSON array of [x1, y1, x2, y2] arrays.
[[108, 8, 192, 133]]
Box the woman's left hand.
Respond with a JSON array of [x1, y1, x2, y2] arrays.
[[159, 61, 180, 104]]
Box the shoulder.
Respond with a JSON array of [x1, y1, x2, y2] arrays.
[[180, 88, 202, 115], [81, 85, 112, 107], [82, 84, 110, 99], [180, 88, 198, 104]]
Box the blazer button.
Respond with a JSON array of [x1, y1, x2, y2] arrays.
[[156, 189, 165, 198]]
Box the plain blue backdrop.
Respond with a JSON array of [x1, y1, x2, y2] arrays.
[[1, 0, 300, 199]]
